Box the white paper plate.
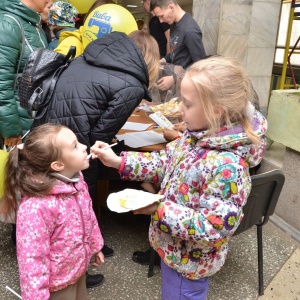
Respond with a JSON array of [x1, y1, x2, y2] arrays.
[[107, 188, 164, 213]]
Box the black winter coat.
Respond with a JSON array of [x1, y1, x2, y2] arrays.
[[33, 32, 152, 201], [33, 32, 151, 147]]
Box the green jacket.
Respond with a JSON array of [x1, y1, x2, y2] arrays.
[[0, 0, 47, 139]]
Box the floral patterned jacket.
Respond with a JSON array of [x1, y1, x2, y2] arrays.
[[16, 173, 103, 300], [120, 110, 267, 280]]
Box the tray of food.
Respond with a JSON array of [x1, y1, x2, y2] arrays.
[[148, 98, 180, 117], [107, 188, 164, 213]]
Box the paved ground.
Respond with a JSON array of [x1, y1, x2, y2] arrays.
[[0, 205, 299, 300]]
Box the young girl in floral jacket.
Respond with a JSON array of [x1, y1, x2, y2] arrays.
[[90, 56, 267, 299], [2, 124, 104, 300]]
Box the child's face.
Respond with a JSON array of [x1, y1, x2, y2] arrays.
[[55, 128, 89, 178], [178, 77, 209, 132]]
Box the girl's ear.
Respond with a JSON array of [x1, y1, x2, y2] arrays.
[[50, 161, 64, 172]]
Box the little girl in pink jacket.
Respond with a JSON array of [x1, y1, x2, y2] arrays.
[[2, 124, 104, 300]]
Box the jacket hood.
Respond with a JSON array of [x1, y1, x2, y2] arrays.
[[186, 109, 268, 168], [0, 0, 41, 25], [84, 32, 150, 92], [59, 26, 83, 43]]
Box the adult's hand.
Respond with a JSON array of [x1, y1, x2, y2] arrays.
[[4, 135, 22, 147], [157, 75, 174, 91]]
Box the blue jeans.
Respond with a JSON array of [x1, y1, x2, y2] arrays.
[[161, 261, 209, 300]]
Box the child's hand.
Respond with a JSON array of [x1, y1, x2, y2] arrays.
[[173, 122, 187, 133], [132, 202, 159, 216], [163, 128, 180, 142], [93, 251, 105, 267], [90, 141, 122, 169]]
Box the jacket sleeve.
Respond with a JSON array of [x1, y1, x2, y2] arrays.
[[17, 200, 52, 300], [0, 17, 23, 138], [91, 86, 144, 143]]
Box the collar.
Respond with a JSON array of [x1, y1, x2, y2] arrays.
[[50, 172, 80, 183]]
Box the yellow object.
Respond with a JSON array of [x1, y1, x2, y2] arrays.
[[55, 26, 84, 57], [82, 4, 138, 49], [67, 0, 95, 14], [0, 149, 8, 198], [119, 198, 127, 208]]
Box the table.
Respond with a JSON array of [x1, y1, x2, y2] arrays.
[[96, 107, 169, 217], [117, 107, 167, 152]]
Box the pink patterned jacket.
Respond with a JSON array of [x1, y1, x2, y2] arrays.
[[16, 173, 103, 300]]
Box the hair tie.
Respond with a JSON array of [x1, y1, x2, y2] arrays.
[[17, 143, 24, 150]]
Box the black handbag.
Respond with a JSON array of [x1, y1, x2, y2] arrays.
[[18, 46, 76, 117]]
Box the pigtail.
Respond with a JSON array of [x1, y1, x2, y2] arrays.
[[2, 124, 67, 220], [241, 117, 261, 145]]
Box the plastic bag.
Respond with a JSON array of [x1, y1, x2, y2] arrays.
[[0, 148, 8, 198], [149, 62, 185, 104]]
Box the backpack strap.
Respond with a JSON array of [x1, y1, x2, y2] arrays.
[[63, 46, 76, 64], [4, 14, 31, 90]]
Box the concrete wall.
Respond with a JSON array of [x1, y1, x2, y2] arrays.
[[193, 0, 281, 116], [193, 1, 300, 241]]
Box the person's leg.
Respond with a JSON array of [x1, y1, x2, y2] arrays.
[[75, 273, 88, 299], [11, 223, 16, 246], [49, 274, 87, 300], [161, 261, 209, 300]]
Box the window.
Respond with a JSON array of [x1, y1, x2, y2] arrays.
[[275, 1, 300, 66]]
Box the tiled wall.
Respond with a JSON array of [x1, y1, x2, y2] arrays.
[[194, 0, 281, 115]]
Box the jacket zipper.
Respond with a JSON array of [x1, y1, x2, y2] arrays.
[[75, 190, 88, 271], [36, 25, 46, 48]]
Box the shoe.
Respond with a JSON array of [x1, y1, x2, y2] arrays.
[[86, 273, 104, 289], [132, 248, 160, 266], [102, 244, 114, 258]]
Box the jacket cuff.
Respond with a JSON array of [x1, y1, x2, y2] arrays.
[[118, 157, 125, 173]]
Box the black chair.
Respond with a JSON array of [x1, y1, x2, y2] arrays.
[[233, 169, 285, 295], [148, 169, 285, 296]]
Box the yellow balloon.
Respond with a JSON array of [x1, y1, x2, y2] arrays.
[[82, 4, 138, 49], [67, 0, 95, 14]]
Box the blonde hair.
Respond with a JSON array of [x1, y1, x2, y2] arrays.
[[129, 30, 160, 89], [185, 56, 260, 144]]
